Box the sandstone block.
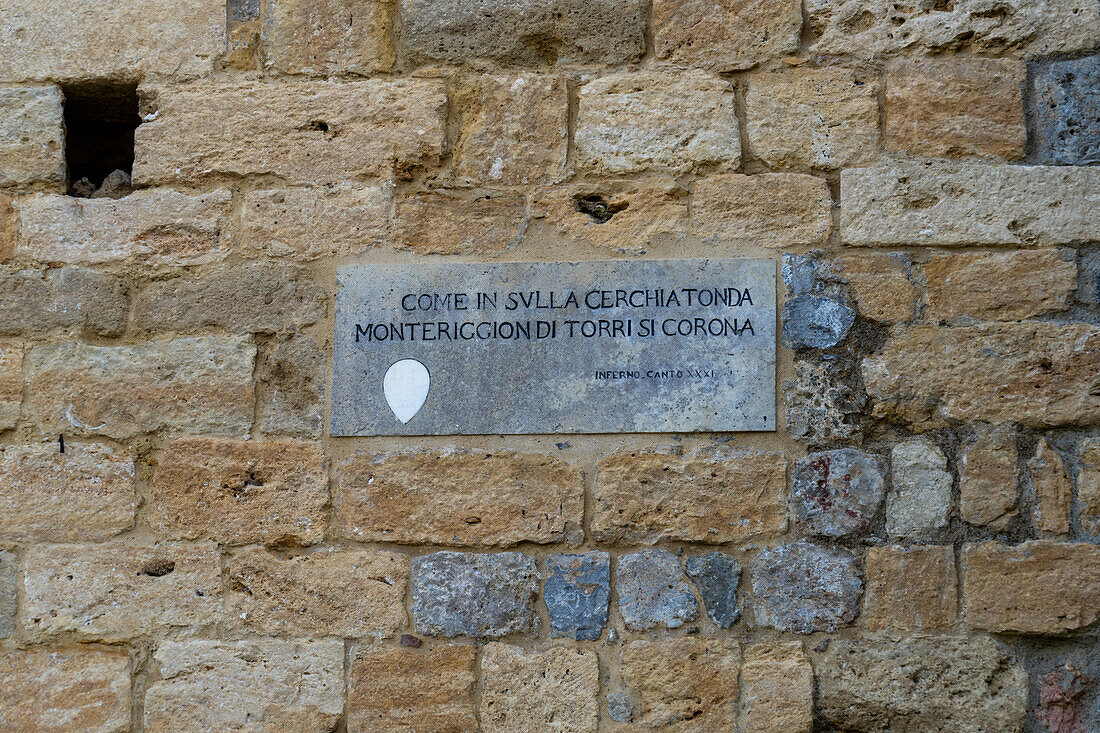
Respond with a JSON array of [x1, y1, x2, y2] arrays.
[[545, 552, 610, 641], [684, 552, 741, 628], [480, 644, 599, 733], [693, 173, 831, 247], [0, 342, 19, 428], [781, 294, 855, 349], [17, 189, 232, 266], [1030, 438, 1072, 535], [959, 425, 1018, 528], [593, 448, 786, 544], [338, 450, 582, 546], [0, 442, 134, 542], [23, 543, 221, 641], [28, 337, 255, 439], [616, 549, 698, 631], [145, 639, 344, 733], [751, 542, 862, 633], [393, 190, 526, 255], [348, 644, 477, 733], [262, 0, 395, 75], [790, 448, 886, 537], [0, 267, 129, 338], [1032, 55, 1100, 165], [842, 162, 1100, 246], [887, 438, 953, 537], [1078, 439, 1100, 537], [152, 436, 327, 546], [0, 85, 65, 190], [0, 648, 130, 733], [654, 0, 801, 71], [576, 71, 739, 176], [412, 551, 539, 638], [0, 551, 13, 638], [824, 253, 915, 323], [135, 78, 446, 184], [924, 249, 1076, 322], [739, 642, 813, 733], [257, 335, 325, 439], [242, 185, 390, 260], [863, 545, 957, 631], [0, 193, 14, 260]]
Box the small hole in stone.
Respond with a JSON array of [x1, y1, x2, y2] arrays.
[[140, 561, 176, 577], [62, 81, 139, 198], [573, 195, 628, 224]]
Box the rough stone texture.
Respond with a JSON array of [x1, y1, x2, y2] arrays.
[[607, 692, 633, 723], [480, 644, 599, 733], [393, 190, 526, 255], [241, 185, 390, 261], [1078, 439, 1100, 537], [0, 266, 129, 337], [22, 543, 221, 641], [134, 264, 326, 335], [412, 552, 539, 638], [616, 549, 699, 631], [824, 253, 916, 323], [453, 74, 568, 186], [746, 67, 879, 170], [781, 294, 855, 349], [863, 545, 957, 631], [0, 342, 20, 428], [924, 249, 1077, 322], [593, 448, 786, 544], [0, 442, 134, 542], [0, 193, 14, 261], [134, 78, 447, 185], [887, 439, 953, 538], [790, 448, 886, 537], [959, 425, 1019, 529], [27, 337, 255, 439], [545, 552, 610, 641], [739, 642, 813, 733], [964, 541, 1100, 634], [338, 450, 583, 546], [257, 335, 324, 439], [751, 542, 862, 633], [576, 71, 740, 176], [1032, 55, 1100, 165], [348, 644, 477, 733], [693, 173, 831, 247], [0, 648, 131, 733], [0, 551, 13, 638], [145, 639, 344, 733], [842, 162, 1100, 247], [227, 547, 407, 637], [863, 323, 1100, 430], [0, 85, 65, 190], [885, 58, 1026, 159], [1030, 439, 1072, 535], [684, 552, 741, 628], [151, 436, 328, 546], [816, 637, 1028, 733], [262, 0, 395, 75], [400, 0, 646, 66], [618, 637, 740, 731], [784, 360, 864, 447], [653, 0, 801, 71], [1029, 650, 1100, 733], [17, 190, 232, 266]]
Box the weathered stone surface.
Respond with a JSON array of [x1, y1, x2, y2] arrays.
[[842, 162, 1100, 246], [887, 439, 952, 538], [0, 85, 64, 190], [1081, 248, 1100, 306], [0, 193, 14, 260], [262, 0, 395, 75], [1078, 439, 1100, 537], [964, 541, 1100, 634], [348, 644, 477, 733], [781, 294, 855, 349], [959, 425, 1018, 528], [607, 692, 633, 723], [751, 542, 862, 633], [227, 547, 407, 637], [863, 323, 1100, 430], [0, 342, 19, 428], [0, 267, 129, 337], [1032, 55, 1100, 165], [18, 190, 232, 266], [545, 552, 610, 641], [816, 637, 1027, 733], [693, 173, 831, 247], [784, 360, 864, 447], [885, 58, 1026, 159], [453, 74, 568, 186], [739, 642, 813, 733], [823, 253, 915, 323], [619, 637, 740, 731], [257, 335, 324, 439], [0, 442, 134, 542], [135, 78, 447, 184], [924, 249, 1076, 322], [616, 549, 698, 631], [684, 552, 741, 628], [145, 639, 344, 733], [1032, 655, 1100, 733], [576, 71, 739, 176], [338, 450, 582, 546], [23, 543, 221, 641], [241, 185, 390, 261], [480, 644, 599, 733], [863, 545, 957, 631], [653, 0, 801, 71], [400, 0, 645, 66], [393, 190, 526, 255], [593, 448, 786, 544], [28, 336, 255, 439], [746, 67, 878, 170], [412, 552, 538, 638], [0, 551, 13, 638], [0, 648, 130, 733], [791, 448, 886, 537], [151, 436, 327, 546], [1030, 439, 1072, 535]]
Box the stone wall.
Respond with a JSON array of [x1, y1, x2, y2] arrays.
[[1, 1, 1099, 731]]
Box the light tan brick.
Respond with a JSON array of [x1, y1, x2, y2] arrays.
[[825, 253, 915, 323], [654, 0, 801, 71], [959, 425, 1019, 529], [693, 173, 831, 248], [0, 648, 130, 733], [0, 193, 14, 261], [863, 545, 957, 631], [262, 0, 395, 75], [0, 342, 19, 429], [393, 190, 526, 255], [257, 335, 325, 439], [1079, 438, 1100, 536], [0, 550, 13, 638], [152, 436, 327, 546], [481, 644, 599, 733], [924, 249, 1076, 322], [0, 267, 129, 338], [0, 85, 65, 190], [1030, 438, 1072, 535], [739, 642, 813, 733]]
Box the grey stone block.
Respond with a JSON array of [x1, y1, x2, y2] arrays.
[[616, 549, 698, 631], [545, 552, 610, 641], [751, 542, 862, 633], [684, 552, 741, 628], [412, 551, 539, 638]]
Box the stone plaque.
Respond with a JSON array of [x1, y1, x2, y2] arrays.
[[332, 258, 776, 435]]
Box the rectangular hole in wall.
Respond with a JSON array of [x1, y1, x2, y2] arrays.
[[61, 81, 139, 198]]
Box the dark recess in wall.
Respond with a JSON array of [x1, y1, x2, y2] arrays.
[[61, 81, 139, 194]]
